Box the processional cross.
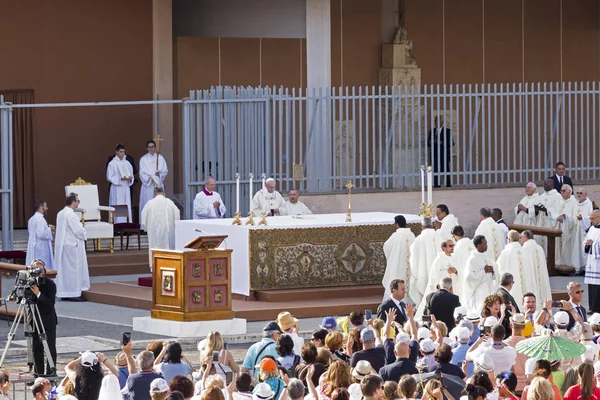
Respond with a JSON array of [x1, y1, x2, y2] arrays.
[[153, 134, 164, 171]]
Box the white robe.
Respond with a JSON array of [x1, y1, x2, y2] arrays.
[[251, 188, 286, 216], [139, 152, 168, 222], [141, 194, 180, 270], [553, 196, 578, 266], [193, 190, 226, 219], [54, 206, 89, 298], [439, 214, 459, 241], [572, 198, 594, 270], [106, 156, 134, 223], [514, 193, 540, 226], [280, 201, 312, 216], [584, 225, 600, 286], [416, 253, 458, 317], [453, 237, 474, 304], [522, 239, 552, 304], [26, 212, 54, 270], [409, 228, 441, 305], [497, 241, 530, 305], [382, 227, 416, 301], [474, 217, 506, 260], [535, 189, 562, 252], [464, 251, 496, 312]]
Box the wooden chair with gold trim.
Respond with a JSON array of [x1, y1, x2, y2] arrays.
[[65, 177, 115, 252]]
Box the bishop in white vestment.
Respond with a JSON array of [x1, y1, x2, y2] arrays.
[[280, 189, 312, 216], [193, 177, 226, 219], [26, 201, 54, 269], [409, 218, 441, 305], [251, 178, 286, 216], [139, 140, 168, 222], [436, 204, 459, 241], [497, 230, 532, 305], [106, 145, 134, 223], [520, 230, 552, 305], [55, 194, 89, 299], [416, 240, 459, 317], [554, 185, 578, 267], [464, 235, 497, 312], [141, 187, 181, 270], [535, 178, 562, 252], [584, 210, 600, 313], [382, 215, 416, 302], [474, 208, 506, 260], [514, 182, 540, 226], [572, 189, 594, 271]]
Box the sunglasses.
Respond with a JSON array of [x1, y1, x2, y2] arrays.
[[576, 192, 583, 194], [576, 290, 585, 294]]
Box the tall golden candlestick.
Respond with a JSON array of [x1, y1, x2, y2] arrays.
[[345, 180, 354, 222]]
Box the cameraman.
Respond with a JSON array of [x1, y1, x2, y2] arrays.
[[29, 259, 57, 376]]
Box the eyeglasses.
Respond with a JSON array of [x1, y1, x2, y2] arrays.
[[576, 192, 583, 194], [575, 290, 584, 294]]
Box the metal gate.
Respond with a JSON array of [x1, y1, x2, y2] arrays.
[[0, 95, 14, 250]]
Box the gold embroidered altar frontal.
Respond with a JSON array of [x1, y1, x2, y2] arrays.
[[249, 223, 421, 290]]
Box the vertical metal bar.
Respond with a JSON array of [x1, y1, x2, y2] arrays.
[[371, 86, 376, 188], [562, 82, 567, 165], [461, 85, 466, 186], [410, 85, 416, 188], [511, 83, 517, 183], [467, 84, 472, 186], [499, 84, 504, 184], [585, 82, 590, 180], [594, 82, 598, 180], [525, 82, 529, 182], [339, 86, 344, 188], [285, 88, 291, 191], [543, 82, 548, 178], [358, 86, 363, 186], [278, 87, 283, 184], [574, 81, 579, 181], [182, 99, 191, 219], [447, 84, 453, 188], [378, 86, 383, 189], [325, 87, 332, 190], [536, 82, 541, 182], [493, 83, 498, 184], [292, 88, 297, 187], [518, 82, 523, 184]]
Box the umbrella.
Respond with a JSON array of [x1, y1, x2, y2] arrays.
[[412, 370, 465, 400], [515, 335, 586, 360]]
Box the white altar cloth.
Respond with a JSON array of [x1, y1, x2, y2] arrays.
[[175, 212, 421, 296]]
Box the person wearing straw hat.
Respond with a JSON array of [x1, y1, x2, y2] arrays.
[[351, 360, 375, 383], [276, 312, 304, 355], [504, 314, 530, 391]]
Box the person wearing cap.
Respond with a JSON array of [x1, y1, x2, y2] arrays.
[[253, 358, 285, 400], [419, 338, 439, 371], [276, 312, 304, 355], [382, 215, 416, 304], [64, 351, 119, 400], [465, 310, 481, 345], [149, 378, 169, 400], [251, 178, 286, 216], [350, 329, 386, 373], [464, 235, 496, 312], [503, 314, 531, 391], [242, 321, 283, 376], [451, 326, 472, 375], [423, 276, 462, 332], [466, 324, 516, 375], [320, 317, 338, 332], [378, 339, 418, 382]]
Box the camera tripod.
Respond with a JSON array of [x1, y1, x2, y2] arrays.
[[0, 297, 55, 375]]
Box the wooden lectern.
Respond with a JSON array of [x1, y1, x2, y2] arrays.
[[151, 235, 233, 322]]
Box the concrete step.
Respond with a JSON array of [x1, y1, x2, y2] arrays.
[[255, 284, 384, 302]]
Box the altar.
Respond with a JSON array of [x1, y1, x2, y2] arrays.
[[175, 212, 421, 296]]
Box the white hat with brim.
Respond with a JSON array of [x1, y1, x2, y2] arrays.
[[474, 353, 494, 372], [253, 383, 275, 400], [351, 360, 375, 381]]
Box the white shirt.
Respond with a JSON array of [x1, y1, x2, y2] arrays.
[[469, 344, 517, 375]]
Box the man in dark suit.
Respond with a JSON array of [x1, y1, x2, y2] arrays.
[[378, 339, 418, 382], [423, 277, 461, 331], [427, 115, 453, 188], [496, 272, 520, 337], [549, 161, 573, 192], [561, 281, 587, 331], [29, 259, 57, 376], [377, 279, 408, 327]]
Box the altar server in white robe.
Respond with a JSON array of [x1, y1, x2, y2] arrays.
[[451, 225, 473, 303], [514, 182, 540, 225], [497, 230, 532, 305], [382, 215, 416, 302], [55, 193, 89, 300], [139, 139, 168, 222], [26, 200, 54, 269], [142, 186, 180, 270], [417, 239, 459, 316], [281, 189, 312, 216], [464, 235, 497, 312], [572, 188, 595, 272], [251, 177, 286, 216], [474, 207, 505, 260], [535, 178, 562, 252], [584, 210, 600, 313], [554, 184, 578, 266], [106, 144, 134, 223], [520, 230, 552, 305], [193, 176, 226, 219], [436, 204, 459, 241], [409, 218, 441, 305]]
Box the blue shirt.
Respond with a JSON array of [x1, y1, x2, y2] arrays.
[[159, 362, 192, 383], [117, 367, 129, 389], [452, 344, 472, 377], [469, 326, 480, 346], [242, 338, 278, 374]]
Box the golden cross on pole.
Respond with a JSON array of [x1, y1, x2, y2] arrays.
[[345, 180, 354, 222], [153, 134, 164, 171]]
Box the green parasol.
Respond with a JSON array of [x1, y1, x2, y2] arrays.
[[515, 335, 586, 360]]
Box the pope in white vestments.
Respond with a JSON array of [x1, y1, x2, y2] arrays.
[[141, 187, 180, 270], [436, 204, 459, 241], [584, 210, 600, 313], [464, 235, 497, 312], [554, 185, 578, 267], [497, 230, 532, 305], [280, 189, 312, 216], [514, 182, 540, 226], [416, 240, 458, 317], [572, 190, 594, 271], [409, 219, 441, 305], [139, 140, 168, 222], [193, 177, 226, 219], [474, 208, 506, 260], [26, 201, 54, 269], [521, 230, 552, 305], [106, 145, 134, 224], [251, 178, 286, 216], [55, 195, 89, 299], [382, 215, 416, 302], [535, 179, 562, 252]]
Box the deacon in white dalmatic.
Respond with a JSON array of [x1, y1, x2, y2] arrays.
[[474, 207, 505, 260], [409, 217, 441, 305], [584, 210, 600, 313], [535, 178, 562, 252], [497, 230, 533, 305], [435, 204, 459, 241], [106, 144, 134, 223], [54, 193, 89, 301], [520, 230, 552, 305], [464, 235, 497, 312], [514, 182, 540, 226], [251, 177, 286, 216], [26, 200, 54, 269], [139, 139, 168, 222], [281, 189, 312, 216], [193, 176, 226, 219], [142, 186, 180, 270], [417, 239, 459, 316], [554, 184, 578, 267], [572, 188, 595, 272], [450, 225, 473, 304], [382, 215, 416, 302]]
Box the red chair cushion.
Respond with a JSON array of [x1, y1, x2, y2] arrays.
[[114, 223, 140, 230], [0, 251, 27, 259]]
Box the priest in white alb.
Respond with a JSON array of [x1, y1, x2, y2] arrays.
[[251, 177, 286, 216], [436, 204, 459, 241], [382, 215, 416, 302], [572, 188, 595, 272], [450, 225, 473, 304], [281, 189, 312, 216], [584, 210, 600, 313], [141, 186, 180, 270], [464, 235, 497, 312], [535, 178, 562, 252], [106, 144, 134, 223], [497, 230, 532, 305], [416, 239, 459, 316], [26, 200, 54, 269], [554, 184, 578, 267], [409, 217, 441, 305], [514, 182, 540, 226], [520, 229, 552, 305], [139, 139, 168, 222], [54, 193, 89, 301], [474, 207, 506, 260], [193, 176, 226, 219]]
